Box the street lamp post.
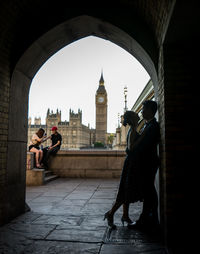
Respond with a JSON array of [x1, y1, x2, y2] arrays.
[[124, 86, 128, 112], [117, 112, 120, 128]]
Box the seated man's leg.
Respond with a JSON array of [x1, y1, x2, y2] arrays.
[[43, 147, 60, 168], [49, 146, 60, 156], [42, 147, 49, 167], [42, 147, 48, 159]]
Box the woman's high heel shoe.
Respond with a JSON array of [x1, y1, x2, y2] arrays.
[[104, 211, 116, 229], [121, 216, 133, 227]]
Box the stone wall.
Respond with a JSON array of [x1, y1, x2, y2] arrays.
[[0, 1, 15, 225], [49, 150, 125, 178]]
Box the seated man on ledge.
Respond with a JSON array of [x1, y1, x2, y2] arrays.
[[42, 126, 62, 169]]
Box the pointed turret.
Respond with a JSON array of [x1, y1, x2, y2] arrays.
[[97, 71, 106, 93], [99, 70, 104, 86]]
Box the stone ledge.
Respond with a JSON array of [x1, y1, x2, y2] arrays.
[[56, 150, 125, 157], [49, 150, 125, 178], [26, 168, 45, 186], [26, 152, 34, 170]]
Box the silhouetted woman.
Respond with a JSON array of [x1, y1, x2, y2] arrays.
[[104, 111, 143, 228], [28, 128, 49, 168]]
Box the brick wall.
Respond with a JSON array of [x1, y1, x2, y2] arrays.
[[162, 42, 195, 250], [132, 0, 175, 46], [0, 0, 29, 225], [157, 45, 167, 236], [158, 2, 198, 251], [0, 12, 11, 224]]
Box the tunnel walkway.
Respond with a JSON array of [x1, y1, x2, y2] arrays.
[[0, 178, 166, 253]]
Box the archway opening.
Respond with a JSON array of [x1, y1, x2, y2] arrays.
[[28, 35, 150, 150], [26, 35, 152, 219]]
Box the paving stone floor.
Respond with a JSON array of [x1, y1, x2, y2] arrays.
[[0, 178, 166, 253]]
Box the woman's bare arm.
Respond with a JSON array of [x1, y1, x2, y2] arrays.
[[41, 136, 51, 143]]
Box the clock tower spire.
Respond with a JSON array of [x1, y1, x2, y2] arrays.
[[99, 70, 104, 85], [95, 71, 107, 145]]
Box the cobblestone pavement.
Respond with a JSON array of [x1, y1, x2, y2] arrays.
[[0, 178, 166, 253]]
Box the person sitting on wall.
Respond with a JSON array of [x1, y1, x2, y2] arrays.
[[28, 128, 49, 168], [42, 126, 62, 169]]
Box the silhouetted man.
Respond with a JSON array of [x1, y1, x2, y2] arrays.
[[128, 100, 160, 230]]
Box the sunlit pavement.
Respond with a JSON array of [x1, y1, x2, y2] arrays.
[[0, 178, 166, 253]]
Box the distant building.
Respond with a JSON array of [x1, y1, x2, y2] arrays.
[[28, 109, 95, 150], [131, 79, 154, 130], [28, 72, 109, 149]]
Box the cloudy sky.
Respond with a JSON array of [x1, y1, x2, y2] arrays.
[[29, 36, 150, 133]]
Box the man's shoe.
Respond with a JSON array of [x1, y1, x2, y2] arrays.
[[128, 220, 160, 233], [127, 219, 149, 230], [127, 221, 141, 229]]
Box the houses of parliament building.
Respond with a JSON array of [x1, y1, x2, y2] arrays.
[[27, 72, 108, 149]]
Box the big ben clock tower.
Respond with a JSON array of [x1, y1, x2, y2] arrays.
[[95, 71, 107, 145]]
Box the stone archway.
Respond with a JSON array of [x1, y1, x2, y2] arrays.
[[8, 15, 159, 222]]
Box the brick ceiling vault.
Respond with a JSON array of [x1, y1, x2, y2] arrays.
[[0, 0, 175, 73]]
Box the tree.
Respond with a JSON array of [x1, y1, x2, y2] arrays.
[[107, 134, 114, 146], [94, 141, 104, 148]]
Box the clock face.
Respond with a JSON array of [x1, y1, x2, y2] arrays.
[[98, 97, 104, 103]]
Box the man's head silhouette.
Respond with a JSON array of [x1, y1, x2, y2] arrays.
[[142, 100, 157, 121]]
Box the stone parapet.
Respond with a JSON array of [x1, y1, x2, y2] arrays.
[[49, 150, 125, 178], [26, 168, 45, 186], [26, 152, 34, 170]]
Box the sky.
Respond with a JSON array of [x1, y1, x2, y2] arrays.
[[29, 36, 150, 133]]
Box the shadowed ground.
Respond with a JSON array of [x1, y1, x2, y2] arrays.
[[0, 178, 166, 253]]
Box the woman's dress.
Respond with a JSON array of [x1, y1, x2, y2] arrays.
[[116, 129, 144, 203]]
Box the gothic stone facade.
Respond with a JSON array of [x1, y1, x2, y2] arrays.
[[28, 109, 95, 150]]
